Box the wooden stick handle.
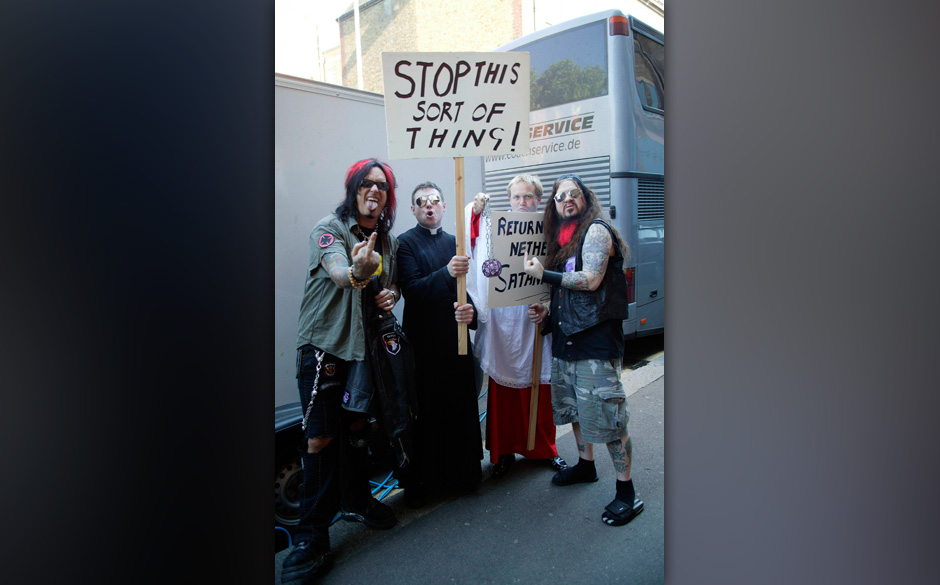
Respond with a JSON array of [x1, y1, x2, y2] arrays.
[[527, 326, 543, 451], [454, 156, 468, 355]]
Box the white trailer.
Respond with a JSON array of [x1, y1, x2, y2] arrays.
[[275, 73, 485, 407], [274, 73, 484, 536]]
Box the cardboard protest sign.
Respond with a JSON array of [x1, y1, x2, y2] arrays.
[[381, 52, 530, 160], [486, 210, 550, 309]]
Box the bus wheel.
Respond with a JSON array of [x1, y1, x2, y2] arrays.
[[274, 457, 302, 527]]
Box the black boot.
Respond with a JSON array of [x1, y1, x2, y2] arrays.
[[283, 450, 337, 583], [339, 418, 397, 529], [281, 540, 332, 584], [491, 454, 515, 479], [551, 457, 599, 486]]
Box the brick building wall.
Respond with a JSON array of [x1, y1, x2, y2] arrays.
[[339, 0, 522, 93]]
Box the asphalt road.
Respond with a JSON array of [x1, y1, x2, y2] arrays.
[[275, 349, 664, 584]]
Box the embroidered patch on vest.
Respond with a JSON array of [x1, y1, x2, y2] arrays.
[[383, 332, 401, 355], [324, 363, 337, 376], [565, 256, 576, 272], [343, 390, 351, 404], [318, 233, 334, 248]]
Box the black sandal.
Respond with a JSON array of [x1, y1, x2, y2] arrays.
[[602, 497, 644, 526]]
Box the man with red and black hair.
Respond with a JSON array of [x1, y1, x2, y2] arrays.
[[283, 158, 402, 584]]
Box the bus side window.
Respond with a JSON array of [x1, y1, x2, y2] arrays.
[[633, 36, 664, 113], [636, 81, 660, 110]]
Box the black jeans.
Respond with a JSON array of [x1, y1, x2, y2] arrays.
[[294, 346, 373, 545]]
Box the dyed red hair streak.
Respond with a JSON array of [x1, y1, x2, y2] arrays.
[[335, 158, 398, 234]]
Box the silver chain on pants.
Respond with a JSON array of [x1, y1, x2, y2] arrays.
[[301, 349, 325, 431]]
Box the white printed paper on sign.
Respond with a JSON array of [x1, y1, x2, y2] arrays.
[[487, 211, 550, 309], [381, 52, 530, 160]]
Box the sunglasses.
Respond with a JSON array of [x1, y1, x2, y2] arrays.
[[414, 194, 442, 207], [554, 188, 583, 202], [360, 179, 390, 191]]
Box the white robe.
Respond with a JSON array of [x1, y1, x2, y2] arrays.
[[465, 203, 552, 388]]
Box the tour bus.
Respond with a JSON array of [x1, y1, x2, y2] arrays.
[[485, 10, 664, 338]]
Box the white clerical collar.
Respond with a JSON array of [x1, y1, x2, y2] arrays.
[[420, 225, 441, 235]]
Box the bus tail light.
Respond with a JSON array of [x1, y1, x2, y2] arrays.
[[609, 16, 630, 36], [625, 267, 635, 303]]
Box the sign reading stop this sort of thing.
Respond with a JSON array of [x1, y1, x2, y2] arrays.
[[381, 52, 530, 160]]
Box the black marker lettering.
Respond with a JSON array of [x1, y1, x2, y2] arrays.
[[462, 129, 485, 148], [433, 63, 454, 97], [429, 128, 447, 148], [486, 102, 505, 123], [394, 60, 415, 98], [510, 62, 520, 84], [415, 61, 434, 97], [489, 127, 502, 151], [413, 100, 426, 121], [406, 127, 420, 149], [454, 61, 471, 93], [484, 62, 500, 84], [474, 61, 487, 86]]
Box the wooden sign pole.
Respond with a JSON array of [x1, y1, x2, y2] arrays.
[[526, 327, 543, 450], [454, 156, 468, 355]]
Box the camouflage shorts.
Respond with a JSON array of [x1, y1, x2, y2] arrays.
[[550, 357, 630, 444]]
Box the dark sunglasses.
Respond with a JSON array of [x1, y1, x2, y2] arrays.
[[360, 179, 390, 191], [414, 194, 442, 207], [554, 188, 583, 202]]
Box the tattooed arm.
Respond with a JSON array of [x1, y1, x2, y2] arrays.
[[322, 232, 381, 288], [322, 252, 354, 288], [561, 223, 613, 291], [525, 224, 613, 291]]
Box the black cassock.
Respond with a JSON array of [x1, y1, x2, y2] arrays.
[[396, 225, 483, 492]]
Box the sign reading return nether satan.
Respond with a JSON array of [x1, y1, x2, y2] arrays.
[[487, 211, 550, 309], [381, 52, 530, 160]]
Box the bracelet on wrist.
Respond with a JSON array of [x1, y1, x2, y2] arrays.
[[348, 265, 370, 289], [541, 269, 563, 286]]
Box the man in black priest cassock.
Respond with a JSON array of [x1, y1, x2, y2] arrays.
[[395, 180, 483, 508]]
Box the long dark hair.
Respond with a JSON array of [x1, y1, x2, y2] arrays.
[[335, 158, 397, 234], [542, 173, 628, 269]]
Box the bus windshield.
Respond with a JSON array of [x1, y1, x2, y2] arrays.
[[521, 20, 609, 111]]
